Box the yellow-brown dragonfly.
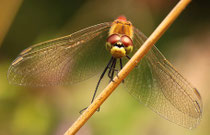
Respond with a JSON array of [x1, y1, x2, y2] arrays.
[[8, 16, 202, 129]]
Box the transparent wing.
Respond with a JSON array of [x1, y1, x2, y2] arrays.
[[123, 27, 202, 129], [8, 22, 112, 86]]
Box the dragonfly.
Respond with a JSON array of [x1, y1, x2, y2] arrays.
[[8, 16, 202, 129]]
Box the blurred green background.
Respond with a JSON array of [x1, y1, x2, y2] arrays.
[[0, 0, 210, 135]]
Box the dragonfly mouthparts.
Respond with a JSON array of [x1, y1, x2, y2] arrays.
[[114, 42, 124, 48]]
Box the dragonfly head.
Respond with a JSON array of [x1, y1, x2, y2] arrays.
[[106, 34, 133, 58], [116, 15, 127, 21]]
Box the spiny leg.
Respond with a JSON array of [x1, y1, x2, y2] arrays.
[[126, 55, 138, 68], [80, 57, 114, 114], [120, 58, 123, 70], [91, 57, 114, 103], [126, 55, 131, 59], [110, 58, 117, 82], [108, 58, 119, 82], [120, 58, 124, 83], [108, 58, 116, 79]]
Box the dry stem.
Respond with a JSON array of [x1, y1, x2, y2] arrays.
[[64, 0, 191, 134]]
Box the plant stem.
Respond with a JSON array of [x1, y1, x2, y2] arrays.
[[64, 0, 191, 134]]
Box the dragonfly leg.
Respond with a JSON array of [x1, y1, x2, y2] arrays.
[[126, 55, 131, 59], [108, 58, 116, 80], [110, 59, 116, 82], [79, 107, 88, 114], [79, 106, 100, 114], [126, 55, 138, 68], [80, 57, 114, 113], [109, 58, 117, 82], [119, 58, 124, 83], [91, 57, 114, 102]]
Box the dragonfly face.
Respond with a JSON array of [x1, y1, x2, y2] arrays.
[[8, 16, 203, 129], [106, 16, 133, 58]]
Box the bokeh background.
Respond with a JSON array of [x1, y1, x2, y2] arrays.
[[0, 0, 210, 135]]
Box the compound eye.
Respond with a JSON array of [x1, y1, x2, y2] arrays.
[[107, 34, 121, 45], [121, 35, 133, 47]]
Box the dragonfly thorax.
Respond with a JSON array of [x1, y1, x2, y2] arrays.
[[106, 34, 133, 58]]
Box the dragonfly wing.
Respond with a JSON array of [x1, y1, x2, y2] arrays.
[[123, 27, 202, 129], [8, 22, 112, 86]]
